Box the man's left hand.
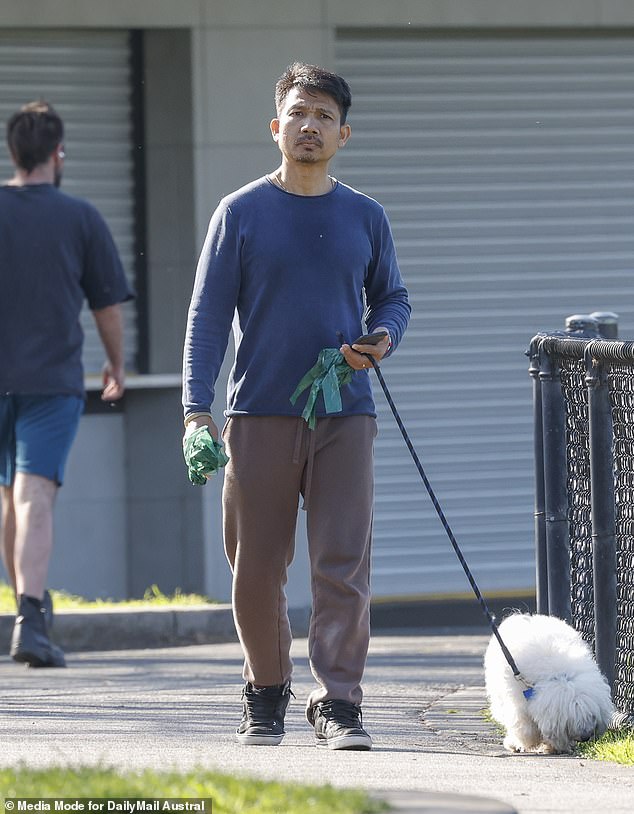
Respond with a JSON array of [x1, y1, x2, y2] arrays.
[[340, 328, 391, 371]]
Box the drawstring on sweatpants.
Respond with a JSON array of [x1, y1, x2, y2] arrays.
[[303, 427, 317, 510], [292, 419, 303, 466], [292, 419, 317, 511]]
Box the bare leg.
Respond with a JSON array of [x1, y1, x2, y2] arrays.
[[0, 485, 17, 593], [12, 473, 57, 600]]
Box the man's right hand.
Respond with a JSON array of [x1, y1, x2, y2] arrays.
[[101, 361, 126, 401], [184, 415, 219, 442]]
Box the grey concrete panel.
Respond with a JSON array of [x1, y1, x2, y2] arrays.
[[200, 0, 324, 27], [60, 414, 126, 501], [50, 499, 128, 599], [193, 27, 327, 145], [124, 388, 204, 596], [0, 0, 202, 27], [127, 497, 193, 596], [50, 413, 128, 598], [327, 0, 601, 27], [124, 389, 189, 501], [143, 29, 196, 375]]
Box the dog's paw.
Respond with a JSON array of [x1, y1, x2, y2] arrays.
[[503, 735, 527, 753], [535, 742, 558, 755], [537, 740, 574, 755]]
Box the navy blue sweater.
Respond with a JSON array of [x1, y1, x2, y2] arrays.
[[183, 176, 410, 420]]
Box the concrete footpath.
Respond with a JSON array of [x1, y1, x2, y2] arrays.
[[0, 610, 632, 814]]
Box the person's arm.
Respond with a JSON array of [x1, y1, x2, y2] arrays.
[[182, 201, 241, 440], [81, 203, 133, 402], [341, 208, 410, 370], [92, 303, 125, 401], [365, 209, 410, 347]]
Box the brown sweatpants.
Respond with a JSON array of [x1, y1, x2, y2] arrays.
[[222, 414, 377, 709]]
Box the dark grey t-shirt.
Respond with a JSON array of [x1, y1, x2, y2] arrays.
[[0, 184, 133, 396]]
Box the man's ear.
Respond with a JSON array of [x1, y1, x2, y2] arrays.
[[270, 118, 280, 142], [339, 123, 351, 147]]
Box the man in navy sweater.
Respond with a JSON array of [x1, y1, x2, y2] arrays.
[[183, 62, 410, 750]]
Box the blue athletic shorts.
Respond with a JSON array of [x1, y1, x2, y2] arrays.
[[0, 394, 84, 487]]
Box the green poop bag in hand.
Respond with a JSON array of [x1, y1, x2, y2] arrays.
[[183, 426, 229, 485], [290, 348, 354, 430]]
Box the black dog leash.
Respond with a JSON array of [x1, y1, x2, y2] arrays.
[[362, 351, 532, 694]]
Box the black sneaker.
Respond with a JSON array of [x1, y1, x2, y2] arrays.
[[236, 681, 293, 746], [307, 700, 372, 750], [10, 594, 66, 668]]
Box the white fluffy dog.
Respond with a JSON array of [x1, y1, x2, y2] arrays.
[[484, 613, 614, 754]]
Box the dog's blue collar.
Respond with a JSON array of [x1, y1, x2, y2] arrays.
[[514, 673, 535, 700]]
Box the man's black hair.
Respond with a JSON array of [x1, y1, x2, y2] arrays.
[[275, 62, 352, 124], [7, 100, 64, 173]]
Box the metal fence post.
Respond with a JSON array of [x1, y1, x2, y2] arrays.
[[586, 353, 617, 689], [591, 311, 619, 340], [539, 346, 572, 622], [528, 341, 548, 614]]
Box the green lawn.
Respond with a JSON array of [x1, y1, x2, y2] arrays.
[[0, 767, 387, 814], [577, 728, 634, 764], [0, 582, 216, 612]]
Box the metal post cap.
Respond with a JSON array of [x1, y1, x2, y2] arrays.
[[590, 311, 619, 339], [565, 314, 599, 333]]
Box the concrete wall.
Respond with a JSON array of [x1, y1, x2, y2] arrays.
[[52, 410, 128, 598], [3, 0, 634, 603], [4, 0, 634, 29], [48, 382, 204, 601], [144, 29, 196, 375]]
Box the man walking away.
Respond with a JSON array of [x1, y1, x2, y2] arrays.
[[0, 101, 133, 667]]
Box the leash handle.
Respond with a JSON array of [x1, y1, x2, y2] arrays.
[[369, 357, 524, 680]]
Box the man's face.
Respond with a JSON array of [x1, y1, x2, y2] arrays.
[[270, 87, 350, 166]]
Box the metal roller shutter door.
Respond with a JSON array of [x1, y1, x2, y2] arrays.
[[335, 30, 634, 599], [0, 29, 137, 374]]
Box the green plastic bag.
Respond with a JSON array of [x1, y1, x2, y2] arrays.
[[183, 426, 229, 485], [290, 348, 354, 430]]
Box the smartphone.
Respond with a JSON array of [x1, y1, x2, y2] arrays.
[[352, 331, 388, 346]]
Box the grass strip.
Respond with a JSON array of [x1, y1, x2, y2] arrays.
[[0, 767, 387, 814], [576, 728, 634, 764], [0, 583, 216, 612]]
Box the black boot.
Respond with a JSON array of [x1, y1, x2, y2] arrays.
[[42, 589, 54, 630], [10, 594, 66, 668]]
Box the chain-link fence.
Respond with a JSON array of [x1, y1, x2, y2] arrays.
[[528, 314, 634, 721]]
